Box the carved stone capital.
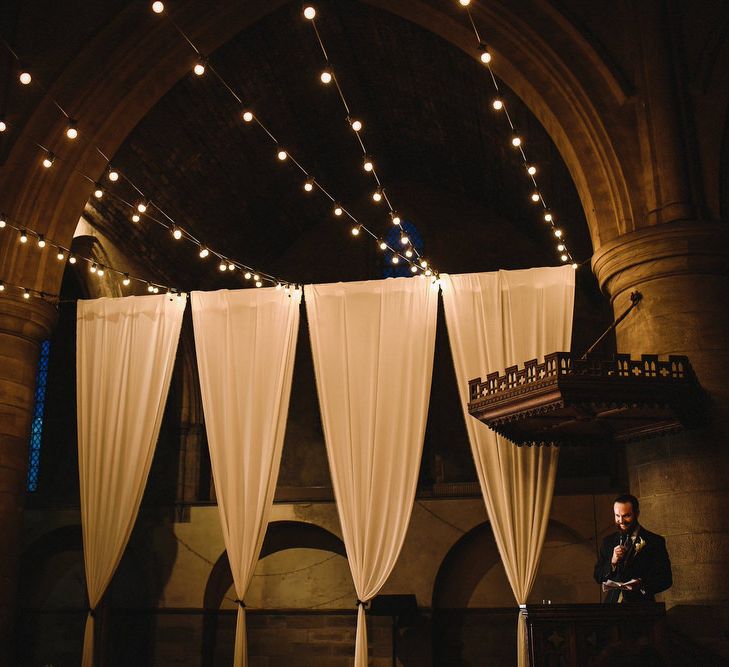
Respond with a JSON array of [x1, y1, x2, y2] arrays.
[[0, 295, 58, 344], [591, 220, 729, 303]]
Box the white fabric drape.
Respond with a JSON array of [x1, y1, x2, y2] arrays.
[[77, 294, 185, 667], [441, 267, 575, 667], [305, 277, 438, 667], [191, 288, 300, 667]]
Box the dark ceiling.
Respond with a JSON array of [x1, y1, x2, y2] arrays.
[[70, 0, 592, 291]]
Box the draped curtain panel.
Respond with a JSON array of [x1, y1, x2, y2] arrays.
[[305, 277, 438, 667], [440, 267, 575, 667], [191, 288, 301, 667], [76, 294, 186, 667]]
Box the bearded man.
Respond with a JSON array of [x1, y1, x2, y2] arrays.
[[593, 494, 672, 603]]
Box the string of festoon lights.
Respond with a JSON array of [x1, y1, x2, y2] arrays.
[[456, 0, 578, 269], [302, 6, 429, 272], [150, 1, 437, 278], [0, 209, 186, 302], [0, 37, 295, 295]]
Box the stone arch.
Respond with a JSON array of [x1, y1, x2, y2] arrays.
[[200, 520, 347, 666], [202, 520, 347, 611], [1, 0, 649, 295], [432, 518, 593, 609], [16, 525, 87, 665], [19, 524, 85, 609]]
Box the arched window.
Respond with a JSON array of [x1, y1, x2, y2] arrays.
[[27, 340, 51, 492], [382, 220, 424, 278]]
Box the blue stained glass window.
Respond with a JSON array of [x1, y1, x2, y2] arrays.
[[27, 339, 50, 492], [382, 220, 424, 278]]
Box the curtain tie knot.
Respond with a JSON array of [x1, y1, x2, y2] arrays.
[[88, 607, 97, 618], [356, 599, 367, 608], [234, 599, 246, 608]]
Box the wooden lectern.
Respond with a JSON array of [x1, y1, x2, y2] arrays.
[[521, 602, 666, 666]]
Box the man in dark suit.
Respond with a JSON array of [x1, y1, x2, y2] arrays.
[[594, 494, 672, 603]]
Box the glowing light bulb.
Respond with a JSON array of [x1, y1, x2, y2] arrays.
[[425, 268, 432, 276], [172, 226, 182, 240], [0, 216, 6, 228], [147, 283, 154, 293], [459, 0, 470, 5], [255, 280, 263, 288], [420, 260, 428, 268], [363, 157, 374, 172], [152, 1, 164, 13], [531, 192, 540, 202], [391, 256, 400, 264], [351, 225, 360, 236], [242, 110, 254, 122], [304, 6, 316, 19], [90, 263, 97, 274], [320, 70, 332, 84], [511, 136, 522, 147], [0, 282, 4, 291], [304, 177, 314, 192], [572, 263, 578, 269], [66, 121, 78, 139], [19, 71, 31, 85], [405, 249, 413, 258], [351, 119, 363, 132], [561, 254, 569, 262], [557, 244, 565, 251], [554, 229, 563, 238], [334, 204, 343, 216], [379, 241, 387, 250], [108, 168, 119, 181], [97, 267, 105, 277], [244, 272, 252, 280], [372, 188, 382, 202], [544, 212, 553, 222], [69, 255, 77, 264], [132, 214, 140, 223], [277, 148, 288, 161], [219, 262, 227, 272], [411, 265, 418, 273], [391, 212, 401, 225], [478, 43, 492, 63], [153, 287, 159, 293], [228, 263, 234, 271], [94, 186, 103, 199], [253, 274, 260, 281], [400, 235, 409, 245], [199, 246, 209, 258], [57, 251, 65, 260], [0, 121, 5, 132], [42, 152, 55, 168], [137, 201, 147, 213], [37, 235, 45, 248], [492, 99, 503, 110], [23, 289, 30, 299], [19, 230, 28, 243], [527, 165, 537, 175], [194, 61, 206, 76]]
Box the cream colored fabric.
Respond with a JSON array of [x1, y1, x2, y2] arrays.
[[76, 294, 185, 667], [441, 267, 575, 667], [305, 277, 438, 667], [191, 288, 301, 667]]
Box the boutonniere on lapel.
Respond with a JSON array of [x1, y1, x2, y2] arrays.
[[634, 536, 646, 554]]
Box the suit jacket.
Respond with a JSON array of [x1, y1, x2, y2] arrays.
[[593, 526, 672, 603]]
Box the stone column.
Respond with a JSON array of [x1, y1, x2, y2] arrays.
[[592, 220, 729, 615], [0, 295, 57, 662]]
